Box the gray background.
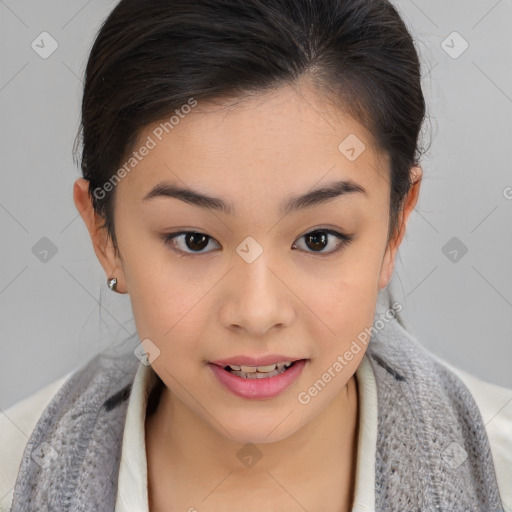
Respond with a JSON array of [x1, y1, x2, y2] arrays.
[[1, 0, 511, 410]]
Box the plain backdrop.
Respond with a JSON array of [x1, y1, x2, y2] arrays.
[[1, 0, 512, 410]]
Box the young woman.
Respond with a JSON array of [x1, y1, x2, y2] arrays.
[[3, 0, 511, 511]]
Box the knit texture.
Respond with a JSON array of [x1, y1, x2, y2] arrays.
[[9, 291, 505, 512], [367, 293, 504, 511]]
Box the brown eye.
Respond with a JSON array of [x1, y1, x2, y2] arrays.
[[305, 231, 329, 251], [164, 231, 221, 255], [292, 229, 354, 255], [183, 232, 209, 251]]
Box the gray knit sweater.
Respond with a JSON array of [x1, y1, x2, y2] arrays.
[[9, 291, 506, 511]]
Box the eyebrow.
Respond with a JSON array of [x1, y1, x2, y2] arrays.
[[142, 178, 367, 216]]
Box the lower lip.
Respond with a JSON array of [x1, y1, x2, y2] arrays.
[[208, 360, 307, 400]]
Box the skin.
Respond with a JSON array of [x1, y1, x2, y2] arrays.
[[74, 79, 421, 512]]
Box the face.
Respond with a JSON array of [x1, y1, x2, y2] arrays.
[[75, 81, 420, 444]]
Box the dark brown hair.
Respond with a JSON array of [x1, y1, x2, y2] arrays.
[[74, 0, 429, 255]]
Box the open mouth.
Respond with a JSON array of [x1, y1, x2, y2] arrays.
[[222, 361, 298, 379], [209, 358, 308, 399]]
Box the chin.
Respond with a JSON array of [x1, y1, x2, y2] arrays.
[[228, 428, 294, 446], [215, 412, 304, 446]]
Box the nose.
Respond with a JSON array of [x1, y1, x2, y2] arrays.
[[219, 251, 295, 337]]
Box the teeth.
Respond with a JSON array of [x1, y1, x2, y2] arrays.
[[225, 361, 296, 379], [230, 368, 283, 379], [226, 361, 294, 373], [240, 365, 258, 373], [256, 363, 277, 372]]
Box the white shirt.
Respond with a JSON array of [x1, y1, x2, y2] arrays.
[[1, 351, 511, 512]]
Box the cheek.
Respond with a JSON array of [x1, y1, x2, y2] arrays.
[[304, 262, 379, 328], [302, 267, 379, 364], [125, 262, 213, 366], [116, 229, 195, 331], [316, 292, 376, 359]]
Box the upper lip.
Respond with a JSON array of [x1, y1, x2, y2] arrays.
[[210, 354, 305, 367]]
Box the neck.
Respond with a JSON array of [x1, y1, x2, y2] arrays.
[[145, 375, 360, 511]]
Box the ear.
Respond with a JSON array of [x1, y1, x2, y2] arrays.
[[378, 166, 422, 290], [73, 178, 127, 294]]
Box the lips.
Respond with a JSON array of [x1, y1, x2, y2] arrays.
[[208, 358, 308, 399]]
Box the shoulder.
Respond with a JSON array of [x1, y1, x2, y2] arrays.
[[430, 351, 512, 512], [0, 371, 74, 511]]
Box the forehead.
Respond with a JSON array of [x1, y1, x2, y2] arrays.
[[119, 82, 390, 205]]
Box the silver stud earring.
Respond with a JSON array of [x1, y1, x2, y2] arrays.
[[107, 277, 118, 292]]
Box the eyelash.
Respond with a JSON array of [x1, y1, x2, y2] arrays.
[[162, 227, 355, 257]]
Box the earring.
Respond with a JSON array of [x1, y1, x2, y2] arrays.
[[107, 277, 118, 292]]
